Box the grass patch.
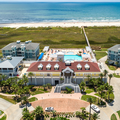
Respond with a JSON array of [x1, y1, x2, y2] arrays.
[[85, 26, 120, 48], [117, 110, 120, 119], [0, 27, 86, 49], [30, 87, 51, 95], [95, 51, 107, 60], [28, 97, 38, 102], [0, 95, 15, 104], [81, 95, 106, 105], [85, 89, 94, 94], [0, 110, 4, 115], [0, 115, 7, 120], [113, 73, 120, 78], [111, 114, 117, 120], [108, 66, 117, 70]]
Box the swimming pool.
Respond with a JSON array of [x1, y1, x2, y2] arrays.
[[64, 55, 82, 61]]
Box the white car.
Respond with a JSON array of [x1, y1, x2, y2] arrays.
[[45, 107, 54, 112], [91, 104, 100, 113]]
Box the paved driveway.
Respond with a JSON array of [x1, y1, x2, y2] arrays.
[[32, 98, 89, 112]]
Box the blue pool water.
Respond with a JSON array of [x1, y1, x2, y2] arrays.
[[64, 55, 82, 61]]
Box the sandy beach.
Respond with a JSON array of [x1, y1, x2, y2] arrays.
[[1, 22, 120, 28]]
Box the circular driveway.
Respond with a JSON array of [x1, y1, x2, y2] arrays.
[[31, 98, 89, 112]]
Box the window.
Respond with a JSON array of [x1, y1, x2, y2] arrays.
[[47, 74, 50, 76], [46, 64, 51, 70], [54, 64, 59, 70]]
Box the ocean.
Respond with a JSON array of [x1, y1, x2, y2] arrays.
[[0, 2, 120, 23]]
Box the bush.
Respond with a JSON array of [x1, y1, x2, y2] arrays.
[[66, 87, 73, 93], [28, 85, 34, 89]]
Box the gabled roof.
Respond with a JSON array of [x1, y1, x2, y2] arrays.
[[0, 57, 23, 68], [62, 67, 74, 73], [27, 61, 100, 73]]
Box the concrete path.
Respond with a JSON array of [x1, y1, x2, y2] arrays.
[[0, 98, 34, 120]]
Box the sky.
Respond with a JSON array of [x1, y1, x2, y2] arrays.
[[0, 0, 120, 2]]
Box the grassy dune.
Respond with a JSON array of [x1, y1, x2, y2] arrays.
[[0, 27, 86, 49], [85, 26, 120, 48]]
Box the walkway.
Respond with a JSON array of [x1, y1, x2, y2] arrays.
[[0, 98, 34, 120]]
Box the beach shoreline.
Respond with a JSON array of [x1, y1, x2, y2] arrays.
[[1, 22, 120, 28]]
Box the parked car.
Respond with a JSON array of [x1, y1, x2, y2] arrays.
[[91, 104, 100, 113], [45, 107, 54, 112]]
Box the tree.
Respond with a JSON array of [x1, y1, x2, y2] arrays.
[[13, 76, 18, 84], [80, 81, 86, 93], [28, 72, 34, 84], [47, 83, 51, 89], [22, 75, 29, 86], [115, 61, 119, 68], [87, 75, 91, 83], [43, 84, 46, 91], [18, 79, 24, 88], [99, 73, 104, 81], [11, 83, 18, 103], [80, 107, 88, 119], [89, 78, 98, 91], [0, 74, 7, 81], [87, 97, 94, 120], [103, 70, 108, 83], [108, 74, 113, 85], [52, 110, 57, 118], [107, 86, 113, 102], [34, 106, 43, 119], [6, 78, 12, 91], [92, 113, 100, 120], [22, 108, 33, 120], [22, 96, 28, 111]]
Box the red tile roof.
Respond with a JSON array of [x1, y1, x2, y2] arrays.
[[27, 61, 100, 73]]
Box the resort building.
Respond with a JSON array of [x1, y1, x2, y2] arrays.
[[2, 40, 40, 60], [0, 56, 23, 77], [108, 44, 120, 66]]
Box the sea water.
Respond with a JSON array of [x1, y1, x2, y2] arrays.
[[0, 2, 120, 23]]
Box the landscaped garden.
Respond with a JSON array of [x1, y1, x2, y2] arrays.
[[61, 87, 74, 94], [80, 70, 114, 105], [110, 110, 120, 120], [0, 73, 52, 104]]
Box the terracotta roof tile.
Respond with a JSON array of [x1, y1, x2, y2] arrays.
[[27, 61, 100, 73]]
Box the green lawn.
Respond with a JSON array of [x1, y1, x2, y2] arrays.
[[0, 110, 4, 115], [0, 115, 7, 120], [117, 110, 120, 119], [30, 87, 51, 95], [0, 95, 15, 104], [28, 97, 38, 102], [111, 114, 117, 120], [108, 66, 117, 70], [113, 73, 120, 78], [85, 89, 94, 94], [95, 51, 107, 60], [81, 95, 106, 105]]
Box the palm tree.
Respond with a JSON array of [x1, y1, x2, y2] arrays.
[[87, 75, 91, 82], [6, 78, 12, 91], [103, 70, 108, 83], [80, 81, 86, 93], [18, 79, 24, 88], [11, 83, 18, 103], [92, 113, 100, 120], [22, 96, 28, 111], [0, 74, 7, 81], [87, 97, 94, 120], [28, 72, 34, 84], [13, 76, 18, 84], [34, 106, 43, 119], [22, 108, 32, 120], [47, 83, 51, 89], [22, 75, 29, 86], [99, 73, 104, 81], [43, 84, 46, 91], [107, 86, 113, 102], [52, 110, 57, 118], [108, 74, 113, 85], [80, 107, 88, 119]]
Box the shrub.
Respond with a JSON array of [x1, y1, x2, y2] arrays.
[[66, 87, 73, 93]]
